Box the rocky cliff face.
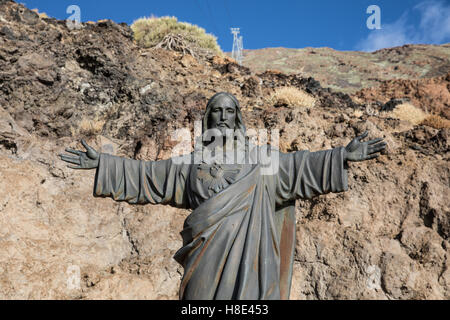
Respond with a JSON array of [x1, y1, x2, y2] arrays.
[[0, 0, 448, 299], [241, 45, 450, 94]]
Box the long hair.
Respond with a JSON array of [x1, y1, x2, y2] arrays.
[[194, 92, 254, 163]]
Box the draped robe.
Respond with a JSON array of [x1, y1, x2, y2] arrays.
[[93, 146, 348, 300]]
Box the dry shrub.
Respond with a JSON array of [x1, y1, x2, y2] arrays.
[[420, 114, 450, 129], [269, 87, 316, 108], [390, 103, 427, 125], [155, 33, 196, 57], [71, 118, 105, 136], [131, 16, 222, 56], [266, 69, 283, 74], [31, 8, 48, 19]]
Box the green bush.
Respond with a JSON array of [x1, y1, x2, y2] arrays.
[[131, 16, 222, 55]]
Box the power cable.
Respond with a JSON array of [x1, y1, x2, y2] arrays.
[[204, 0, 222, 40], [223, 0, 233, 27]]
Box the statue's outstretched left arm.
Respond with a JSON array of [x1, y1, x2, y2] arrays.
[[275, 130, 386, 202]]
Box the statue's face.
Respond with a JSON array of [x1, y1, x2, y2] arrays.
[[208, 96, 237, 135]]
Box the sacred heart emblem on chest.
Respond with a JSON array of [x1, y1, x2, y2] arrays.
[[196, 163, 242, 193]]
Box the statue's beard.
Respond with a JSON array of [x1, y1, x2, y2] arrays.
[[217, 125, 233, 137], [201, 127, 244, 148]]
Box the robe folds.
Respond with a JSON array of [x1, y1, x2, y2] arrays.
[[93, 146, 348, 300]]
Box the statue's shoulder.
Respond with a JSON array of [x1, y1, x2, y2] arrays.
[[169, 152, 196, 167], [253, 144, 281, 155]]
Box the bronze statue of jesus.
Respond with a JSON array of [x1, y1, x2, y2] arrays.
[[59, 92, 386, 300]]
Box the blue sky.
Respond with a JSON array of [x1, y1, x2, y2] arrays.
[[22, 0, 450, 52]]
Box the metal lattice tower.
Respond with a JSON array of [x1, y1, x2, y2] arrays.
[[231, 28, 243, 65]]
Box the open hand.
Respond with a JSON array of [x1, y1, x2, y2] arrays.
[[59, 140, 99, 169], [345, 131, 386, 162]]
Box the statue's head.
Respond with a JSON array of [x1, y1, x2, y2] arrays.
[[203, 92, 246, 137]]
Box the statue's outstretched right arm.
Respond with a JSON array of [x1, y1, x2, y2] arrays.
[[59, 140, 188, 207]]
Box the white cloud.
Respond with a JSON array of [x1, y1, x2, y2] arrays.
[[356, 1, 450, 52]]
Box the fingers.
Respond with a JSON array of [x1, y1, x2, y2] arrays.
[[65, 148, 82, 155], [67, 164, 82, 169], [368, 142, 387, 154], [357, 131, 369, 141], [368, 138, 383, 145], [81, 139, 99, 159], [59, 154, 81, 165], [81, 139, 92, 151], [365, 154, 379, 160]]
